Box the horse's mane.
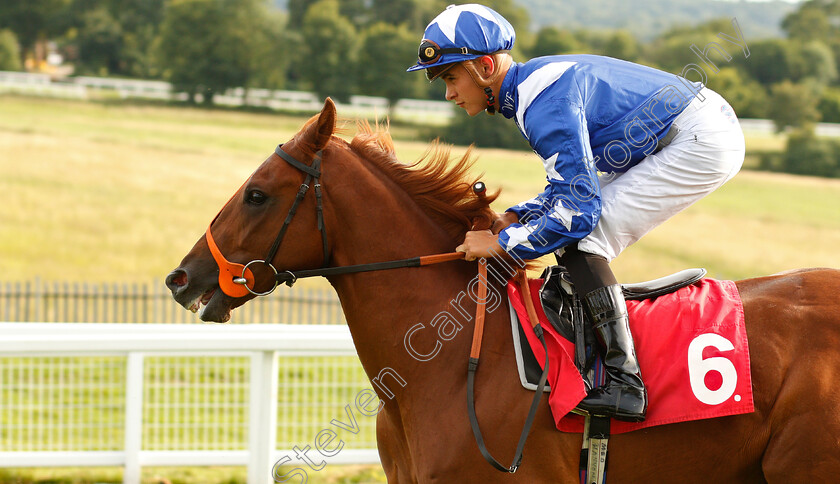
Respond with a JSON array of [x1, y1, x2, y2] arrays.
[[346, 121, 499, 241]]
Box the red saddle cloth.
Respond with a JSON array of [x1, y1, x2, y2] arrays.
[[508, 277, 754, 434]]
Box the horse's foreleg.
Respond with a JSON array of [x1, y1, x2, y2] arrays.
[[376, 408, 418, 483], [761, 342, 840, 481], [761, 410, 840, 482]]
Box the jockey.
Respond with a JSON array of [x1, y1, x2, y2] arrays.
[[407, 4, 745, 422]]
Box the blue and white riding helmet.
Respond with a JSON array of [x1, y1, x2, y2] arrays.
[[406, 4, 515, 81]]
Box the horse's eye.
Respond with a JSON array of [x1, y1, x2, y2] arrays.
[[245, 190, 267, 205]]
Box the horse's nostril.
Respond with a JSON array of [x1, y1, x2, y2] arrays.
[[165, 269, 188, 293]]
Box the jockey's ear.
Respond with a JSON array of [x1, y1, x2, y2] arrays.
[[477, 55, 496, 79]]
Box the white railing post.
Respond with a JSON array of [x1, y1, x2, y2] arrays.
[[124, 352, 144, 484], [248, 351, 279, 484], [0, 324, 370, 471]]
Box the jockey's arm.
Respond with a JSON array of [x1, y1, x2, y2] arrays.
[[493, 101, 602, 261]]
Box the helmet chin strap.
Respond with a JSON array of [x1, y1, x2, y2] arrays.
[[483, 87, 496, 114]]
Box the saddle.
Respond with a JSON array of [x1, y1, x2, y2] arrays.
[[512, 266, 707, 391], [508, 267, 751, 484]]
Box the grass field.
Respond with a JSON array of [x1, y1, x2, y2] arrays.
[[2, 94, 840, 483], [0, 464, 385, 484], [2, 94, 838, 285]]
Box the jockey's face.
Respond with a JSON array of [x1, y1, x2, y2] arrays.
[[441, 63, 486, 116]]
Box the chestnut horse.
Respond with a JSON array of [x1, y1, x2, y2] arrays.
[[166, 98, 840, 482]]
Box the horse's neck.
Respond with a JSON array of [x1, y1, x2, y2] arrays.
[[324, 160, 483, 388], [330, 260, 485, 397], [326, 157, 458, 267]]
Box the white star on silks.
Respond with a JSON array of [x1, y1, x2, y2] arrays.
[[502, 224, 537, 252], [542, 153, 564, 181], [549, 200, 583, 231], [434, 4, 499, 43]]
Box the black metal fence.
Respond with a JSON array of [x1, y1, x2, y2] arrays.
[[0, 280, 345, 324]]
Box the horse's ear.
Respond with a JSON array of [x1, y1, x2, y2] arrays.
[[303, 97, 336, 152]]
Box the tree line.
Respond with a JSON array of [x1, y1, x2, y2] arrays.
[[3, 0, 840, 176]]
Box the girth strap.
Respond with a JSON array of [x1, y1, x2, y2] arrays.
[[580, 416, 610, 484], [467, 267, 549, 473]]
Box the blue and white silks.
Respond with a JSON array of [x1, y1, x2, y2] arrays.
[[496, 55, 701, 260]]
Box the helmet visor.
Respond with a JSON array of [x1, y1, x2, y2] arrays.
[[408, 38, 489, 81], [425, 62, 456, 82]]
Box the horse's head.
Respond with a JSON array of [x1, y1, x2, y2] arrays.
[[165, 99, 339, 322]]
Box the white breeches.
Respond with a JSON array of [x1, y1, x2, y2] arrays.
[[574, 88, 745, 262]]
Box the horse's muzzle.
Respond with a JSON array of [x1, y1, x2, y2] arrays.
[[165, 269, 189, 298]]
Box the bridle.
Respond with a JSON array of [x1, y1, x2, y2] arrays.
[[205, 144, 464, 298], [203, 143, 548, 474], [204, 144, 327, 298]]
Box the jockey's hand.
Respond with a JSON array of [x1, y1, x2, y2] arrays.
[[491, 211, 519, 234], [456, 230, 502, 261]]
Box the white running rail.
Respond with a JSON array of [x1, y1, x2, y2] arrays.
[[0, 323, 380, 484]]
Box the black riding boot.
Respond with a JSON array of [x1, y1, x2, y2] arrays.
[[577, 284, 648, 422]]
